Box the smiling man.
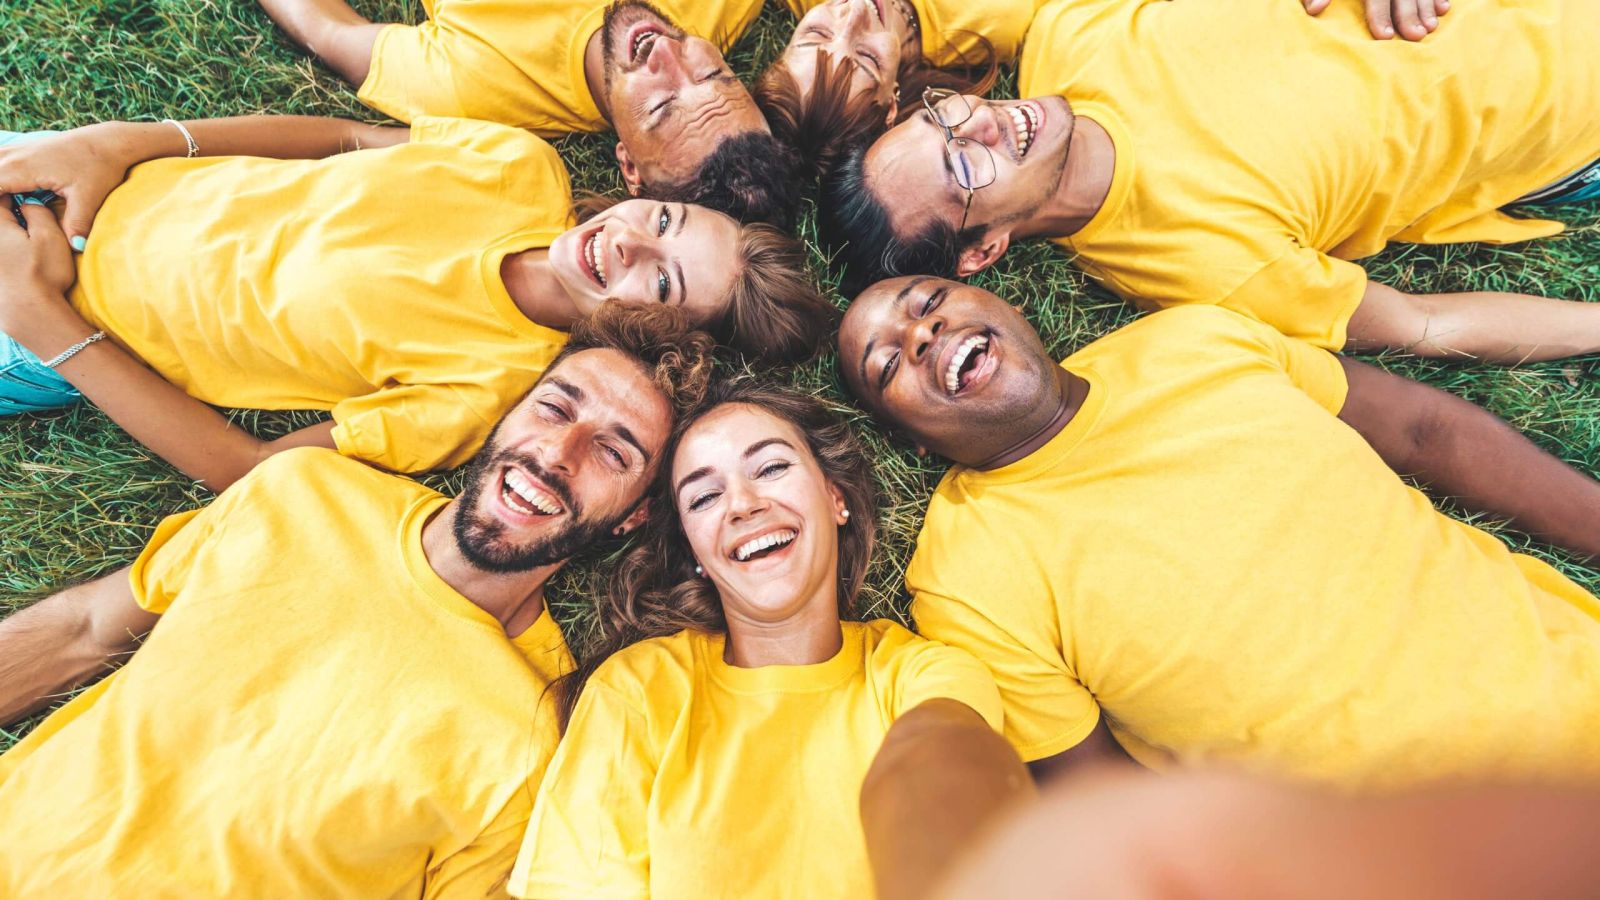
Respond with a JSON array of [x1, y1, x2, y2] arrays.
[[824, 0, 1600, 364], [260, 0, 801, 224], [840, 275, 1600, 790], [0, 304, 713, 896]]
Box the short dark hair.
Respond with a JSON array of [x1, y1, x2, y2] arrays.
[[818, 142, 984, 295], [644, 131, 804, 230]]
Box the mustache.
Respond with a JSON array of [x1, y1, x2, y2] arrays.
[[488, 451, 580, 516]]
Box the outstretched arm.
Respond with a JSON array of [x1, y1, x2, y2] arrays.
[[861, 698, 1036, 900], [1302, 0, 1448, 41], [1337, 355, 1600, 560], [256, 0, 386, 88], [1345, 279, 1600, 365], [0, 197, 336, 492], [0, 115, 406, 245], [0, 568, 158, 726]]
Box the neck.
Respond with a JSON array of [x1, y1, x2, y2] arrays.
[[972, 367, 1090, 470], [583, 29, 613, 122], [722, 596, 844, 668], [1018, 114, 1116, 241], [501, 249, 585, 329], [420, 503, 564, 638]]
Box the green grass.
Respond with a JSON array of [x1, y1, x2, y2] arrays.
[[2, 0, 1598, 754]]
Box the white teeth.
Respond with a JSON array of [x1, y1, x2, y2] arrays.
[[584, 232, 607, 287], [733, 529, 798, 562], [1007, 105, 1036, 157], [504, 469, 563, 515], [632, 30, 658, 60], [944, 334, 989, 394]]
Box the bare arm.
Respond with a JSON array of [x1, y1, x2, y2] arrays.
[[1026, 716, 1135, 785], [0, 199, 337, 491], [0, 115, 407, 242], [1337, 355, 1600, 560], [1346, 279, 1600, 364], [861, 698, 1036, 900], [0, 568, 158, 726]]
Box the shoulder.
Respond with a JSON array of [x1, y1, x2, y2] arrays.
[[587, 630, 702, 708]]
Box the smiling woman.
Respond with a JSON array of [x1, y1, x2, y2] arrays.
[[510, 380, 1022, 900]]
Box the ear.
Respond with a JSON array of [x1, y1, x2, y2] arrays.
[[883, 97, 900, 128], [613, 497, 652, 536], [827, 480, 849, 526], [954, 230, 1010, 278], [615, 142, 644, 197]]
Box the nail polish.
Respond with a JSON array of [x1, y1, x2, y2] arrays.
[[70, 235, 87, 252]]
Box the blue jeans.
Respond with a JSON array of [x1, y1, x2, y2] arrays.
[[1, 128, 81, 415]]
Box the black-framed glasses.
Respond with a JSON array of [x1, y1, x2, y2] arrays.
[[922, 87, 996, 233]]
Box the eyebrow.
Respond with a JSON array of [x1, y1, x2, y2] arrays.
[[674, 437, 798, 495], [550, 377, 582, 401], [856, 277, 932, 390]]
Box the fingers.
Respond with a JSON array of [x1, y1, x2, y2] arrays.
[[1364, 0, 1397, 38], [16, 198, 66, 243], [1302, 0, 1334, 16], [1390, 0, 1433, 40], [58, 198, 95, 253], [1433, 0, 1451, 21]]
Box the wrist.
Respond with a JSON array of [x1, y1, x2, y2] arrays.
[[96, 121, 185, 166], [2, 299, 95, 358]]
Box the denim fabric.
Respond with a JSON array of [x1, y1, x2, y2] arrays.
[[1518, 157, 1600, 205], [0, 331, 82, 415]]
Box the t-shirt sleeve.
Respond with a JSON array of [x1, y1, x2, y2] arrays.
[[881, 632, 1004, 733], [1220, 244, 1370, 352], [331, 383, 498, 474], [421, 794, 531, 900], [509, 681, 655, 900], [912, 591, 1101, 763], [1199, 306, 1351, 416], [409, 116, 559, 168]]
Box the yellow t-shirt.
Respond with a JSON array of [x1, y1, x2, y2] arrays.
[[361, 0, 765, 132], [1020, 0, 1600, 349], [0, 448, 574, 897], [509, 621, 1002, 899], [908, 305, 1600, 790], [785, 0, 1035, 65], [69, 116, 571, 473]]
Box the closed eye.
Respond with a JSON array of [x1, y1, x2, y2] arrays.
[[878, 350, 900, 392], [756, 461, 791, 479], [687, 489, 720, 512], [540, 400, 571, 422]]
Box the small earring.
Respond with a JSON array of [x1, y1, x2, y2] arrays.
[[694, 564, 704, 576], [841, 509, 851, 521]]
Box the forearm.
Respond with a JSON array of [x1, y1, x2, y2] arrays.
[[861, 699, 1036, 900], [0, 574, 144, 725], [8, 302, 329, 491], [82, 115, 406, 167], [1339, 358, 1600, 560]]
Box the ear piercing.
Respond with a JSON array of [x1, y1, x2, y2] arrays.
[[841, 509, 851, 521], [695, 564, 704, 576]]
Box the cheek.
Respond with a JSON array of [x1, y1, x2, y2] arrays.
[[681, 514, 722, 566]]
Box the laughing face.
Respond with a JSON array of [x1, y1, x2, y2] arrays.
[[778, 0, 917, 111], [865, 93, 1075, 274], [839, 276, 1062, 465], [547, 199, 741, 326], [671, 403, 849, 624], [452, 348, 673, 572], [600, 1, 771, 192]]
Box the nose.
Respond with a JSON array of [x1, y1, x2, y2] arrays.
[[610, 222, 652, 270], [952, 100, 1004, 148], [538, 424, 586, 478], [724, 478, 769, 523], [840, 0, 869, 32], [647, 35, 688, 81], [905, 311, 945, 364]]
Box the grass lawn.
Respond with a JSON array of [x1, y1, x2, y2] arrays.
[[2, 0, 1598, 753]]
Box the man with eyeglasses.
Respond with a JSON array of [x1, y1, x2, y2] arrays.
[[820, 0, 1600, 366]]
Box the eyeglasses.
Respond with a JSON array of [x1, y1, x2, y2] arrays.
[[922, 87, 997, 233]]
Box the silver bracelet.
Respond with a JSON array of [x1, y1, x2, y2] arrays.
[[161, 118, 199, 158], [42, 331, 107, 368]]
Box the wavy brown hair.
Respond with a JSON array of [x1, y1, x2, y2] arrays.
[[575, 196, 836, 364], [544, 299, 716, 417], [553, 379, 880, 728], [755, 36, 997, 180]]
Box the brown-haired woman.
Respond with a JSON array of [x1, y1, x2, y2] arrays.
[[508, 380, 1031, 900], [755, 0, 1013, 177]]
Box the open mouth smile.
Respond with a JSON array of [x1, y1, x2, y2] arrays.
[[629, 23, 665, 64], [939, 330, 997, 396], [850, 0, 886, 24], [1005, 102, 1042, 160], [730, 527, 799, 563], [581, 227, 608, 288], [500, 467, 565, 518]]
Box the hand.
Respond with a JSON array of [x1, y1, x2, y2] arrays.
[[0, 123, 145, 250], [0, 196, 86, 343], [1302, 0, 1450, 41]]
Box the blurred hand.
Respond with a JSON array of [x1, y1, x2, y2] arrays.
[[1302, 0, 1450, 41], [0, 124, 144, 249]]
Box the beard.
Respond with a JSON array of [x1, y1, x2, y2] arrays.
[[600, 0, 685, 93], [451, 446, 631, 574]]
